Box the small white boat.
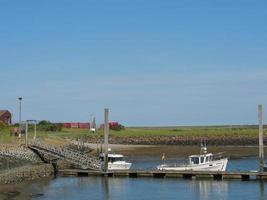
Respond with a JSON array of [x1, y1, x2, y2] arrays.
[[99, 151, 132, 170], [157, 146, 228, 171]]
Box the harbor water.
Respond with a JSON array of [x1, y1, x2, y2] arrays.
[[0, 146, 266, 200]]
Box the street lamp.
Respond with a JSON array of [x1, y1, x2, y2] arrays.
[[18, 97, 22, 123], [18, 97, 22, 125]]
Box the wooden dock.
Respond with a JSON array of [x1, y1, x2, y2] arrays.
[[58, 169, 267, 181]]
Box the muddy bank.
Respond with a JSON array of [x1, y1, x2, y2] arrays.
[[0, 164, 54, 185], [87, 136, 267, 145]]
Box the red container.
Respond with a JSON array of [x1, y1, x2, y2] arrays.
[[63, 123, 71, 128], [78, 123, 90, 129], [99, 122, 119, 129], [70, 123, 79, 128]]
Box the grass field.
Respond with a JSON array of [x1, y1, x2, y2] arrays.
[[0, 124, 266, 143], [1, 125, 265, 144]]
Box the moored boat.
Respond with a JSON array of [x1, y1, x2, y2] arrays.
[[157, 145, 228, 171], [99, 151, 132, 170]]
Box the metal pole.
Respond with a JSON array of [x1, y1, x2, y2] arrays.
[[104, 108, 109, 172], [18, 97, 22, 129], [34, 121, 37, 140], [19, 100, 21, 123], [19, 97, 22, 124], [258, 104, 264, 173], [25, 121, 28, 147]]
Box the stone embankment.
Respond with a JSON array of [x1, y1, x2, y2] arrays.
[[0, 164, 54, 185], [87, 136, 267, 145], [0, 143, 86, 185], [0, 144, 42, 163], [0, 143, 54, 185]]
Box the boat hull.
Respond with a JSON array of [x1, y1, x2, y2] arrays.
[[108, 162, 132, 170], [158, 158, 228, 171]]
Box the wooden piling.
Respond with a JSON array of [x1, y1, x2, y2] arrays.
[[258, 104, 264, 173], [104, 108, 109, 172]]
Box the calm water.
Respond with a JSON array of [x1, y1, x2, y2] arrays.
[[0, 147, 266, 200]]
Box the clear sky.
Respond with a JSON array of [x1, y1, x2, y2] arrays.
[[0, 0, 267, 126]]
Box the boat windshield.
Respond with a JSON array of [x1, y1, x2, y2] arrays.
[[190, 156, 200, 164], [109, 157, 123, 163], [200, 156, 205, 163], [99, 155, 123, 162]]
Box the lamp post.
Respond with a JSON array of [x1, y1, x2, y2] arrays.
[[18, 97, 22, 124]]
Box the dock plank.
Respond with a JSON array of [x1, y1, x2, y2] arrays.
[[58, 169, 267, 181]]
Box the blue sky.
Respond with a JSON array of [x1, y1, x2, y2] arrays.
[[0, 0, 267, 126]]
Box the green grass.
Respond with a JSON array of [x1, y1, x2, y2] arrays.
[[0, 128, 17, 143], [107, 127, 264, 137], [40, 126, 266, 139], [0, 126, 266, 144]]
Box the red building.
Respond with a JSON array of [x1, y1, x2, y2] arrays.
[[78, 123, 90, 129], [70, 123, 79, 128], [63, 122, 90, 129], [0, 110, 12, 125], [99, 122, 119, 129], [63, 123, 71, 128]]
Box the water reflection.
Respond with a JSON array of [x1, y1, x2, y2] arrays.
[[102, 177, 110, 200], [190, 180, 228, 199], [259, 181, 265, 200], [0, 177, 266, 200]]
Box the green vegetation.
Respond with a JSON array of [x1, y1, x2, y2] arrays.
[[29, 126, 266, 140], [0, 125, 266, 144], [0, 127, 16, 143], [102, 126, 265, 137], [37, 120, 63, 132], [0, 121, 6, 130], [110, 124, 125, 131]]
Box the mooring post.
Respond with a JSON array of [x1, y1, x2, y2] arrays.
[[104, 108, 109, 172], [258, 104, 264, 174]]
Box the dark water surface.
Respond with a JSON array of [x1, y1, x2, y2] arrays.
[[0, 146, 266, 200]]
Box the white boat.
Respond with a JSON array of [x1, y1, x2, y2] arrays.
[[99, 152, 132, 170], [157, 146, 228, 171]]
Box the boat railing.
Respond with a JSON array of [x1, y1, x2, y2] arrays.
[[160, 162, 188, 168], [212, 152, 227, 160]]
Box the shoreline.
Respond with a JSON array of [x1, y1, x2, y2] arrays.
[[80, 142, 267, 158], [0, 164, 54, 185], [81, 142, 267, 150], [83, 135, 267, 146]]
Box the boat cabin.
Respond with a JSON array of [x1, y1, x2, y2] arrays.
[[189, 153, 213, 165], [99, 153, 124, 163]]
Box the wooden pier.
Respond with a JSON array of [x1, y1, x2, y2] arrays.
[[58, 169, 267, 181]]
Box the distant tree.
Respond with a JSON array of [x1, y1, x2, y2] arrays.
[[38, 120, 62, 132], [110, 124, 125, 131]]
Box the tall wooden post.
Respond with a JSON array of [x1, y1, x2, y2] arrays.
[[104, 108, 109, 172], [258, 104, 264, 173]]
